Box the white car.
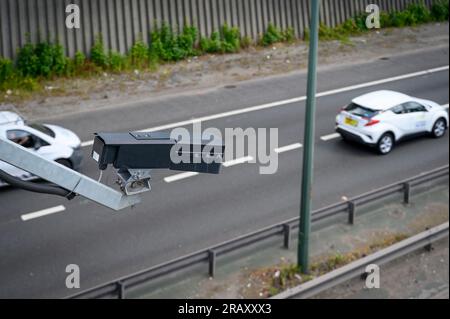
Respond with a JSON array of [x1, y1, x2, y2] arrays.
[[0, 111, 83, 187], [335, 91, 448, 155]]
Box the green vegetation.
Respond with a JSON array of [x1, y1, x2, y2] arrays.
[[0, 22, 295, 93], [282, 27, 296, 43], [261, 23, 284, 46], [200, 24, 241, 53], [260, 23, 296, 46], [307, 1, 449, 43], [90, 35, 108, 68], [0, 1, 448, 94], [0, 58, 13, 83], [431, 0, 450, 21], [149, 23, 199, 62], [16, 41, 67, 77]]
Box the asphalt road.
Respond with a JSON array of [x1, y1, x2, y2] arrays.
[[0, 47, 448, 298]]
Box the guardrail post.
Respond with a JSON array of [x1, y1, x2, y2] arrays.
[[117, 281, 126, 299], [283, 224, 291, 249], [208, 250, 216, 278], [403, 182, 411, 204], [348, 201, 355, 225]]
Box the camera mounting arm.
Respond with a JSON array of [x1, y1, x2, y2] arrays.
[[0, 136, 141, 211]]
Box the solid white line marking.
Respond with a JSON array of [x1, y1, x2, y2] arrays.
[[21, 205, 66, 221], [316, 66, 449, 98], [164, 172, 199, 183], [321, 133, 341, 141], [80, 66, 449, 148], [223, 156, 254, 167], [443, 104, 449, 110], [275, 143, 303, 153]]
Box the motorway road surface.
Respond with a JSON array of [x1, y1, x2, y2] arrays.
[[0, 47, 448, 298]]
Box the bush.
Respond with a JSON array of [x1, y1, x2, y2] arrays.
[[319, 23, 349, 42], [261, 23, 283, 46], [16, 42, 39, 77], [380, 11, 393, 28], [406, 3, 432, 24], [51, 43, 67, 76], [431, 0, 449, 21], [177, 25, 198, 57], [129, 39, 148, 68], [221, 24, 241, 53], [74, 51, 86, 69], [149, 23, 198, 61], [282, 27, 296, 43], [0, 58, 13, 83], [91, 35, 108, 68], [261, 24, 297, 45], [108, 51, 128, 72], [339, 15, 367, 34], [353, 13, 370, 31], [16, 41, 66, 78], [384, 4, 432, 28], [200, 31, 222, 53], [35, 42, 54, 77], [200, 25, 241, 54]]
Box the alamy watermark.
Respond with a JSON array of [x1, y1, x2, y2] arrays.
[[365, 264, 381, 289], [366, 4, 381, 29], [170, 123, 280, 175], [65, 264, 80, 289], [65, 4, 80, 29]]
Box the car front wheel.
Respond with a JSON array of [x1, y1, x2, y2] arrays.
[[432, 118, 447, 138], [377, 133, 395, 155]]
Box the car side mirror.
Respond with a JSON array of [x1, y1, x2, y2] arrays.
[[33, 138, 42, 150]]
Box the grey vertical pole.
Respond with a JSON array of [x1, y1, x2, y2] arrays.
[[208, 250, 216, 277], [298, 0, 321, 274]]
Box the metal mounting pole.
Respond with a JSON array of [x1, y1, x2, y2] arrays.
[[298, 0, 321, 274]]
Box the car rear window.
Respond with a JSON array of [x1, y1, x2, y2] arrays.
[[29, 123, 56, 138], [345, 103, 378, 118]]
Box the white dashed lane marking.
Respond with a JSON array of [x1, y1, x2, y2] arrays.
[[223, 156, 254, 168], [164, 172, 199, 183], [275, 143, 303, 153], [320, 133, 341, 141], [21, 205, 66, 221]]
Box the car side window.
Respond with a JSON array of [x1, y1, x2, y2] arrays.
[[391, 104, 405, 114], [7, 130, 49, 149], [403, 102, 427, 113]]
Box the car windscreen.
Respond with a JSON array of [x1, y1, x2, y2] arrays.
[[345, 103, 379, 118], [29, 123, 56, 138]]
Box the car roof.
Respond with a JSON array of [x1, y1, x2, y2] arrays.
[[0, 111, 25, 126], [352, 90, 412, 111]]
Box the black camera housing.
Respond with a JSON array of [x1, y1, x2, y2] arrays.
[[92, 132, 224, 174]]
